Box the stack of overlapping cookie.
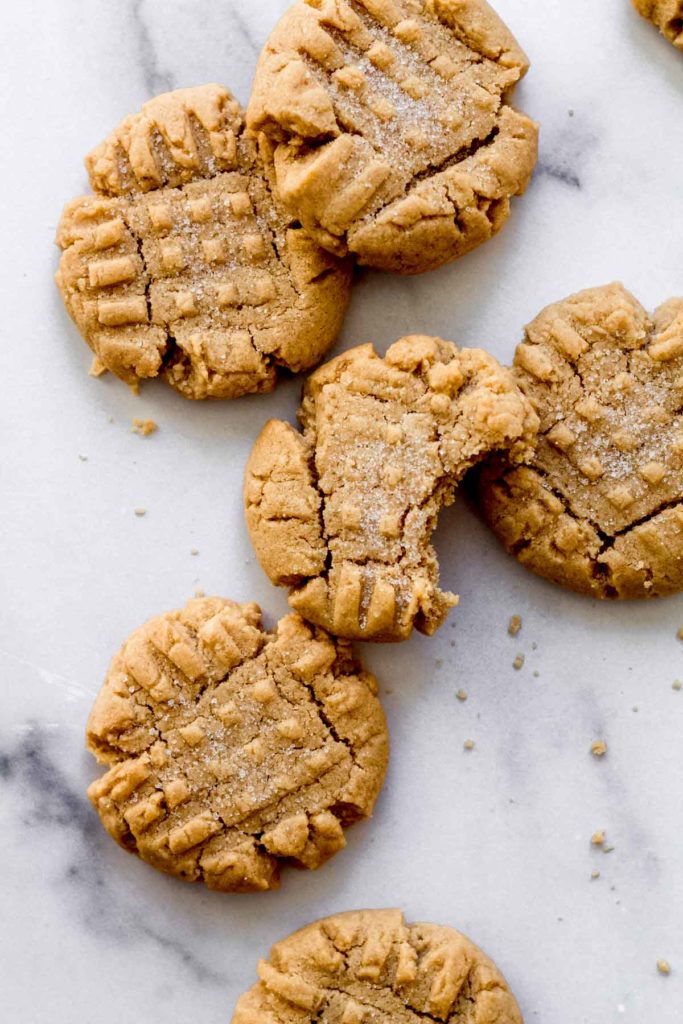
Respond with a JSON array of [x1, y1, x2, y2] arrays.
[[54, 1, 683, 1020]]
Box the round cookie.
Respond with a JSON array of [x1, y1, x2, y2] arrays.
[[232, 908, 523, 1023], [247, 0, 538, 274], [632, 0, 683, 50], [476, 283, 683, 599], [86, 597, 389, 892], [245, 336, 538, 641], [56, 84, 352, 399]]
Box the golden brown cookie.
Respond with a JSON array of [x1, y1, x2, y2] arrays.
[[245, 336, 538, 641], [632, 0, 683, 50], [475, 283, 683, 599], [232, 908, 523, 1023], [56, 85, 352, 399], [246, 0, 538, 274], [86, 597, 389, 892]]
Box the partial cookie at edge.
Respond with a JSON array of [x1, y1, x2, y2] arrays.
[[245, 336, 538, 642], [632, 0, 683, 49], [475, 283, 683, 598], [232, 908, 523, 1023], [86, 597, 388, 892], [56, 84, 352, 399]]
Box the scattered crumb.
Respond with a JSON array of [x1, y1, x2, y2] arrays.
[[194, 588, 205, 598], [435, 658, 443, 669], [78, 454, 88, 462], [603, 844, 615, 854], [456, 689, 468, 702], [657, 960, 671, 977], [108, 415, 115, 423], [191, 548, 199, 556], [134, 507, 147, 517], [463, 739, 475, 751], [677, 627, 683, 641], [673, 680, 682, 691], [632, 706, 639, 712], [132, 418, 158, 437], [508, 614, 522, 636], [513, 654, 525, 670], [591, 830, 606, 847], [590, 870, 600, 880], [568, 109, 575, 117], [591, 740, 608, 758], [532, 670, 540, 678]]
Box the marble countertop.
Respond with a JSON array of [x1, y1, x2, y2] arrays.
[[2, 1, 682, 1021]]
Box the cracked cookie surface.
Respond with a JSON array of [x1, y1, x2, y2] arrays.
[[246, 0, 538, 275], [476, 283, 683, 599], [245, 336, 538, 641], [56, 84, 352, 399], [632, 0, 683, 49], [86, 598, 388, 892], [232, 908, 523, 1023]]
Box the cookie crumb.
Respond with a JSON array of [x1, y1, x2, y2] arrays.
[[513, 654, 525, 670], [132, 418, 158, 437], [508, 614, 522, 636], [456, 689, 468, 702], [89, 356, 107, 378], [677, 627, 683, 641], [194, 588, 205, 598], [191, 548, 199, 556], [590, 870, 600, 880], [673, 680, 682, 691], [463, 739, 475, 751], [591, 830, 606, 847], [532, 670, 540, 678], [591, 739, 608, 758], [134, 507, 147, 517], [78, 454, 88, 462], [657, 960, 671, 976], [603, 843, 615, 854]]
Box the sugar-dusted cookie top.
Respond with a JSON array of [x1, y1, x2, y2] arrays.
[[632, 0, 683, 50], [247, 0, 538, 274], [232, 908, 523, 1023], [86, 598, 388, 891], [476, 283, 683, 598], [245, 336, 538, 641], [56, 85, 352, 399]]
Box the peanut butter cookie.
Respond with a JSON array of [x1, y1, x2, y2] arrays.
[[86, 598, 388, 892], [56, 85, 352, 399], [247, 0, 538, 274], [632, 0, 683, 50], [232, 908, 523, 1023], [476, 284, 683, 599], [245, 336, 538, 641]]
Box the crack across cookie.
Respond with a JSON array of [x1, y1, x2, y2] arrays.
[[86, 598, 389, 892], [246, 0, 538, 274], [56, 85, 352, 399], [245, 336, 538, 641], [232, 908, 523, 1023], [632, 0, 683, 50], [475, 284, 683, 599]]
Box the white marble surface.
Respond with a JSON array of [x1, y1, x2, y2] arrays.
[[2, 1, 682, 1021]]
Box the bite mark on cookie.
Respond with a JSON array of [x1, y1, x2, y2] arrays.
[[245, 336, 538, 641]]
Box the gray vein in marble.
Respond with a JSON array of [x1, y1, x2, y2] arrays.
[[2, 726, 224, 985], [131, 0, 174, 95], [225, 4, 262, 56]]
